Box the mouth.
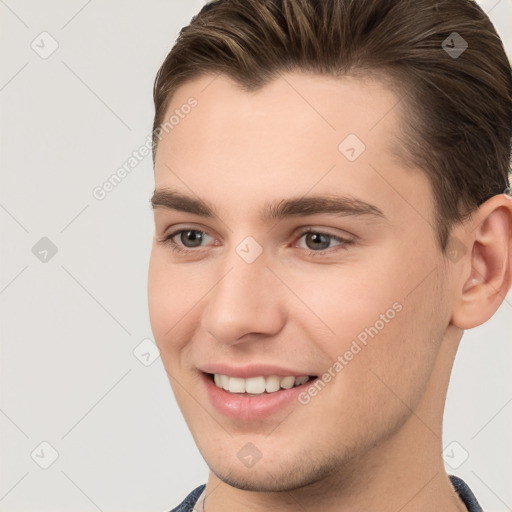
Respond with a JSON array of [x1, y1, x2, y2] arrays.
[[209, 373, 317, 395], [201, 371, 319, 421]]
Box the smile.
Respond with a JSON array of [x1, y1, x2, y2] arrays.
[[202, 371, 319, 421], [212, 374, 312, 394]]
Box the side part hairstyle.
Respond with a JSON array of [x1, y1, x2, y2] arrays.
[[153, 0, 512, 250]]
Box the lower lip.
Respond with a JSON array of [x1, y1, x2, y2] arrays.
[[202, 373, 314, 421]]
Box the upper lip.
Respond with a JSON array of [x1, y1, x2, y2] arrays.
[[199, 363, 315, 379]]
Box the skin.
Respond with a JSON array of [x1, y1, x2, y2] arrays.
[[148, 72, 512, 512]]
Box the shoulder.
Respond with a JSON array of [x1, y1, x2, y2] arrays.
[[168, 484, 206, 512]]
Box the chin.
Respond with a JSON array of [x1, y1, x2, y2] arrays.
[[204, 447, 342, 493], [212, 466, 325, 493]]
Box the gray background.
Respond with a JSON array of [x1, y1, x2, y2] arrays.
[[0, 1, 510, 511]]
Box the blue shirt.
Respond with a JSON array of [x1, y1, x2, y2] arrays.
[[169, 475, 483, 511]]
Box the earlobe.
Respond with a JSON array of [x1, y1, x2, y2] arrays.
[[450, 197, 512, 330]]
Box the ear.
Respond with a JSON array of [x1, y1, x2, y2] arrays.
[[450, 193, 512, 330]]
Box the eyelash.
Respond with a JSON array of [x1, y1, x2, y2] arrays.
[[157, 228, 353, 256]]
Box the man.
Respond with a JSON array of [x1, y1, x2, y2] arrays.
[[147, 0, 512, 510]]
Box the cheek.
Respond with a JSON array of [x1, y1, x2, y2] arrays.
[[349, 272, 445, 416], [147, 249, 197, 352], [147, 250, 172, 340], [290, 257, 408, 351], [293, 274, 444, 448], [296, 246, 443, 390]]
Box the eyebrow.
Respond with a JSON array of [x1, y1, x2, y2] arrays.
[[150, 188, 386, 222]]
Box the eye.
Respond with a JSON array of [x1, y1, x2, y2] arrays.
[[175, 229, 208, 248], [295, 229, 353, 254], [157, 227, 353, 256], [158, 228, 216, 253]]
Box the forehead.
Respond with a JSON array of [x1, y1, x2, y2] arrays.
[[153, 72, 432, 226], [158, 71, 402, 155]]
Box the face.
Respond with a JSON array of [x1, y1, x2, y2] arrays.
[[148, 72, 455, 492]]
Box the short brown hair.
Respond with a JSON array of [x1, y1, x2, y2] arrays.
[[152, 0, 512, 250]]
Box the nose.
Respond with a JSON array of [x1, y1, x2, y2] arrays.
[[200, 250, 286, 346]]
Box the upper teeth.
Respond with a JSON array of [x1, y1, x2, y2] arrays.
[[213, 374, 310, 394]]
